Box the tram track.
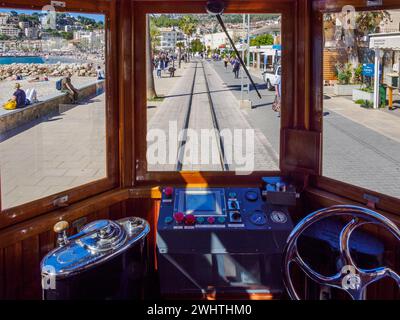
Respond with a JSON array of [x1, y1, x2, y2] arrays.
[[176, 60, 230, 171]]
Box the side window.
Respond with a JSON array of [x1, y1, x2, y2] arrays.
[[0, 8, 107, 210], [322, 8, 400, 199]]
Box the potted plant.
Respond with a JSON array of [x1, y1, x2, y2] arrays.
[[352, 85, 374, 103], [333, 62, 361, 96]]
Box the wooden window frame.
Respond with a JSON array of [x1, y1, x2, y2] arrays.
[[0, 0, 120, 228], [311, 0, 400, 215], [133, 0, 298, 185]]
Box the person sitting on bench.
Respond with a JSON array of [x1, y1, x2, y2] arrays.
[[61, 74, 79, 103]]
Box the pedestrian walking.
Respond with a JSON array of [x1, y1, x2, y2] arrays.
[[233, 59, 241, 79], [224, 56, 229, 70], [272, 74, 282, 117], [156, 60, 163, 78]]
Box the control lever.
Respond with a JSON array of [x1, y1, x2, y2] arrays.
[[54, 221, 70, 247]]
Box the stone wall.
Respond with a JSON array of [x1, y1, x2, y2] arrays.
[[0, 62, 98, 81], [0, 80, 105, 136]]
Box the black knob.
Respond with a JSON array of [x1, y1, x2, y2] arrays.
[[232, 212, 241, 220]]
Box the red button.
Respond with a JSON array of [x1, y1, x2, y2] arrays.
[[207, 217, 216, 224], [173, 212, 185, 224], [165, 187, 174, 198], [185, 214, 196, 225]]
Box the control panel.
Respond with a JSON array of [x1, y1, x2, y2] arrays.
[[157, 183, 295, 297], [158, 187, 292, 231]]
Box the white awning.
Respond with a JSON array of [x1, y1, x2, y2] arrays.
[[369, 32, 400, 50]]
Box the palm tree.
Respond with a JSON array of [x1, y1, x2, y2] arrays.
[[176, 41, 184, 68], [179, 16, 197, 62], [146, 15, 158, 99]]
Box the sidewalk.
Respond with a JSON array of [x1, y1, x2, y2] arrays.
[[324, 95, 400, 144], [147, 63, 195, 171], [147, 62, 191, 122], [0, 93, 106, 209]]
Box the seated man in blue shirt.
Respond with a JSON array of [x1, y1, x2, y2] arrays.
[[12, 83, 27, 108]]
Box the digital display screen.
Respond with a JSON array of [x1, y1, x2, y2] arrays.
[[185, 193, 217, 214]]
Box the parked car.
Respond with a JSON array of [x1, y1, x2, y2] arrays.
[[262, 65, 281, 91]]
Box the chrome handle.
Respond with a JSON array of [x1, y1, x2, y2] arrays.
[[54, 221, 70, 247]]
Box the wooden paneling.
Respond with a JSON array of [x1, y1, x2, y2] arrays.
[[21, 236, 41, 300], [304, 187, 400, 225], [314, 176, 400, 217], [0, 248, 4, 300], [4, 243, 22, 299], [282, 129, 321, 174], [0, 0, 399, 301], [323, 50, 339, 81]]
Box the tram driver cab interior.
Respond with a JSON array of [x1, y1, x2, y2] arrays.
[[0, 0, 399, 301]]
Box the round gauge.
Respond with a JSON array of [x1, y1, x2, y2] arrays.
[[245, 191, 258, 202], [250, 211, 267, 226], [270, 211, 288, 224]]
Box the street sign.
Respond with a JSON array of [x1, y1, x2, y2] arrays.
[[362, 63, 374, 77], [272, 44, 282, 50]]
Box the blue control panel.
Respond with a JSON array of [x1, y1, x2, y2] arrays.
[[157, 186, 295, 297], [158, 187, 292, 231]]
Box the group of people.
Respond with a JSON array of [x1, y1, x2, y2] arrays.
[[2, 75, 78, 111], [2, 65, 106, 111], [153, 53, 177, 78]]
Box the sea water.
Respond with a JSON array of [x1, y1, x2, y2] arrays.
[[0, 56, 80, 65]]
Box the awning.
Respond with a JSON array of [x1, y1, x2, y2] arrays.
[[369, 32, 400, 50]]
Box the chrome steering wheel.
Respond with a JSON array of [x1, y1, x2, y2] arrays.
[[283, 205, 400, 300]]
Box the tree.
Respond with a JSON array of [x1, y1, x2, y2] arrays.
[[190, 39, 204, 54], [179, 16, 198, 62], [61, 31, 74, 40], [0, 34, 10, 41], [351, 11, 391, 64], [327, 11, 391, 64], [151, 14, 179, 28], [149, 19, 161, 54], [176, 41, 185, 68], [147, 15, 157, 99], [250, 34, 274, 47]]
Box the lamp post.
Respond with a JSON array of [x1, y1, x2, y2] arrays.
[[373, 49, 384, 109]]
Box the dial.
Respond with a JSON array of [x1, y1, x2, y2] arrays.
[[245, 191, 258, 202], [250, 211, 267, 226], [270, 211, 288, 224]]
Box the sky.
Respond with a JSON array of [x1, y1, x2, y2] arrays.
[[0, 8, 105, 22]]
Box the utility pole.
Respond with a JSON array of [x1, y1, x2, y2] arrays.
[[240, 14, 252, 107]]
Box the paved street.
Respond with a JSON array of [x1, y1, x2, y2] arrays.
[[207, 60, 280, 156], [0, 94, 106, 209], [323, 96, 400, 198]]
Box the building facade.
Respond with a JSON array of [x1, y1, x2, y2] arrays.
[[0, 25, 20, 38], [203, 30, 245, 50], [0, 13, 10, 25], [157, 27, 185, 52]]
